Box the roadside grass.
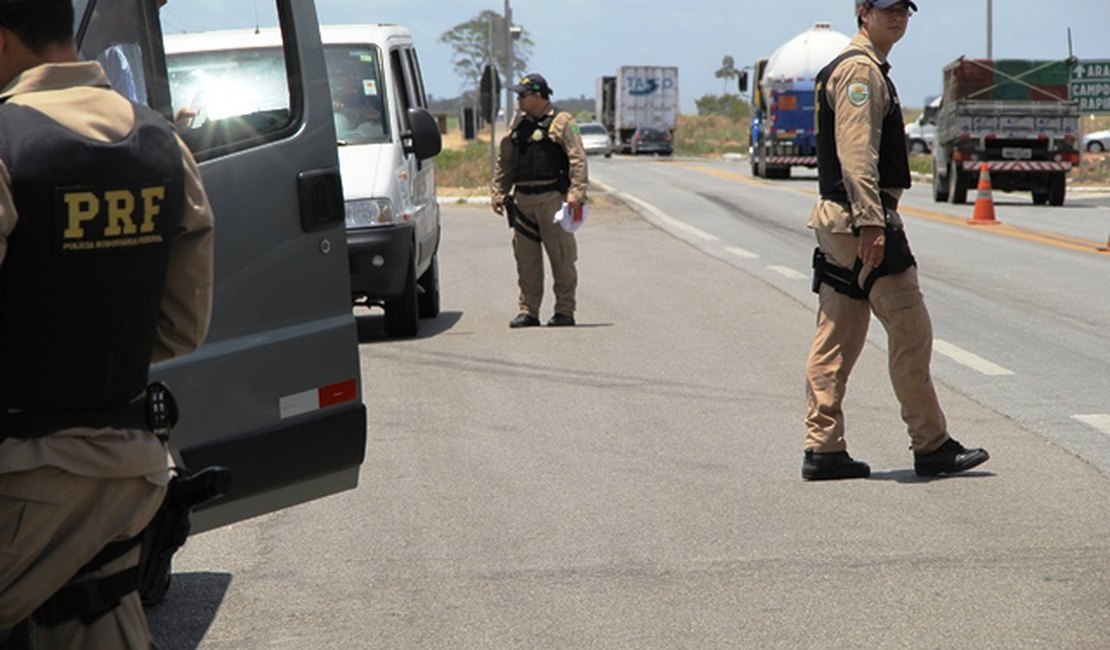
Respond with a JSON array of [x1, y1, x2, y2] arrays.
[[435, 113, 1110, 193]]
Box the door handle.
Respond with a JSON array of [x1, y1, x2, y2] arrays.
[[297, 167, 344, 232]]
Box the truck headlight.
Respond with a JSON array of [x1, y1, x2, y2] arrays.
[[344, 198, 395, 228]]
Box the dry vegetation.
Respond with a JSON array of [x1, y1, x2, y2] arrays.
[[437, 113, 1110, 194]]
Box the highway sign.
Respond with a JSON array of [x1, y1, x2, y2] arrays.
[[1070, 59, 1110, 112]]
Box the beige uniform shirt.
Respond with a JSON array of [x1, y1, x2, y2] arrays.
[[492, 106, 589, 206], [0, 62, 215, 484], [808, 33, 904, 234]]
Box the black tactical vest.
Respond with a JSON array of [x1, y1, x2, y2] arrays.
[[511, 109, 570, 184], [0, 103, 185, 411], [816, 49, 911, 203]]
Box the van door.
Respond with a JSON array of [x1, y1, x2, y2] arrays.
[[389, 46, 439, 276], [76, 0, 367, 533]]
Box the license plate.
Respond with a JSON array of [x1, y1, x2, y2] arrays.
[[1001, 147, 1033, 160]]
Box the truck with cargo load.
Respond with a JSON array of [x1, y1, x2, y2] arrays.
[[595, 65, 679, 154], [931, 57, 1080, 206], [738, 22, 850, 179]]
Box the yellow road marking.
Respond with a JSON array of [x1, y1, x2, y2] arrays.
[[671, 161, 1109, 256]]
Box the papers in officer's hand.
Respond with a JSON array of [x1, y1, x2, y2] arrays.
[[553, 202, 586, 233]]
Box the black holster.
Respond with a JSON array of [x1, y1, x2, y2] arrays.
[[812, 222, 916, 300]]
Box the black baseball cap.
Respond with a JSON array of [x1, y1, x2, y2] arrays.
[[509, 73, 551, 95], [857, 0, 918, 10]]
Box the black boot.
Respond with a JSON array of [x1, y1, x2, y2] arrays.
[[802, 450, 871, 481], [914, 438, 989, 477]]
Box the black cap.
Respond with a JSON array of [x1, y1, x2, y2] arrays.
[[857, 0, 918, 10], [509, 73, 551, 96]]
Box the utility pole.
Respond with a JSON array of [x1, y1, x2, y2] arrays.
[[986, 0, 993, 58], [504, 0, 513, 126]]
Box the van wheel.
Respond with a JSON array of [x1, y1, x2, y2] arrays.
[[417, 254, 440, 318], [384, 256, 419, 337]]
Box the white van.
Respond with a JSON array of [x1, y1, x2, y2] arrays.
[[164, 24, 443, 338]]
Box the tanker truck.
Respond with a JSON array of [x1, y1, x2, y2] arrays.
[[739, 22, 850, 179]]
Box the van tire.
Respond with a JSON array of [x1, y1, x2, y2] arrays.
[[417, 253, 440, 318], [384, 255, 419, 337]]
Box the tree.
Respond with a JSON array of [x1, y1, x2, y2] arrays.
[[439, 10, 533, 95], [714, 55, 739, 94], [695, 93, 750, 121]]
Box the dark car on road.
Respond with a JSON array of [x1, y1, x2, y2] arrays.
[[630, 127, 673, 156]]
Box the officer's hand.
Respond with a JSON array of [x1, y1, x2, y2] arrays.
[[567, 199, 582, 212], [492, 201, 504, 216], [858, 226, 886, 268]]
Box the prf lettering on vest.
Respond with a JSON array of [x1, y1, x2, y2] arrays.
[[61, 185, 167, 252]]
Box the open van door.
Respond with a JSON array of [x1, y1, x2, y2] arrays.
[[74, 0, 367, 533]]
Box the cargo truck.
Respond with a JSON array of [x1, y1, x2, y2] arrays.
[[738, 23, 850, 178], [932, 57, 1080, 206], [595, 65, 679, 154]]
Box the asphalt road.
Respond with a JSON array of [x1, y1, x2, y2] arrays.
[[149, 165, 1110, 649]]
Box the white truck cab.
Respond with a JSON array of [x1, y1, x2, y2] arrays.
[[163, 24, 443, 339], [905, 95, 941, 154]]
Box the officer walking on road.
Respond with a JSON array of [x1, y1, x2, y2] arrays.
[[0, 1, 214, 646], [491, 72, 588, 328], [802, 0, 989, 480]]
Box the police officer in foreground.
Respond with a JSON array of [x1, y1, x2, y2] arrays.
[[0, 1, 214, 647], [803, 0, 989, 480], [492, 73, 588, 328]]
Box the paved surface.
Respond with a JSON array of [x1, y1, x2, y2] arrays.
[[151, 195, 1110, 649]]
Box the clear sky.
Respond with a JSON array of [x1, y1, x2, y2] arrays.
[[160, 0, 1110, 112]]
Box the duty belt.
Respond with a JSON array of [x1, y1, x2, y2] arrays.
[[821, 190, 899, 212], [0, 383, 176, 441], [514, 181, 560, 195], [0, 401, 147, 440]]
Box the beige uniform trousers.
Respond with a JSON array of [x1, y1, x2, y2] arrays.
[[512, 191, 578, 317], [804, 225, 949, 454], [0, 467, 165, 649]]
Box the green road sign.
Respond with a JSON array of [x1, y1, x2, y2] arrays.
[[1070, 60, 1110, 113]]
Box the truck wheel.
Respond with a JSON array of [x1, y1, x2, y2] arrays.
[[417, 253, 440, 318], [932, 164, 949, 202], [948, 163, 968, 204], [750, 159, 761, 177], [384, 255, 419, 338], [1048, 173, 1066, 207]]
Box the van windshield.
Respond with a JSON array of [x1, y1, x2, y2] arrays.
[[325, 45, 390, 145]]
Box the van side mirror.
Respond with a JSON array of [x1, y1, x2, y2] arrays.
[[403, 108, 442, 160], [738, 70, 748, 94]]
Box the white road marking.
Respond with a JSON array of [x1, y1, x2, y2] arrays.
[[607, 188, 720, 242], [1073, 414, 1110, 436], [725, 246, 760, 259], [932, 339, 1015, 376], [767, 265, 807, 280]]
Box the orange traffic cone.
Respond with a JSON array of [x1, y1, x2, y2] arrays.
[[968, 163, 1001, 225]]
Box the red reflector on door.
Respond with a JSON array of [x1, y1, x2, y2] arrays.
[[319, 379, 358, 407]]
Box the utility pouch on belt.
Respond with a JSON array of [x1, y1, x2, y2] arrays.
[[145, 381, 178, 442]]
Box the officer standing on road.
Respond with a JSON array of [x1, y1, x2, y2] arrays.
[[802, 0, 989, 480], [0, 1, 214, 647], [491, 72, 588, 328]]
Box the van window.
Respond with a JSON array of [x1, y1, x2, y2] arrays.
[[405, 48, 427, 108], [389, 48, 413, 131], [166, 45, 294, 153], [325, 45, 390, 145]]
